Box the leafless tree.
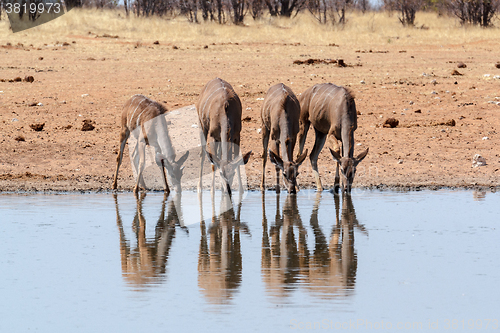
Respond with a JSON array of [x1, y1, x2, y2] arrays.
[[265, 0, 306, 17], [307, 0, 353, 24], [383, 0, 422, 25], [249, 0, 264, 18], [447, 0, 499, 26], [355, 0, 371, 12], [229, 0, 246, 23]]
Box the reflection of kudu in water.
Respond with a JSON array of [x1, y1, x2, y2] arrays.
[[114, 193, 185, 289], [261, 193, 309, 298], [112, 94, 189, 194], [261, 192, 365, 299], [306, 193, 366, 298], [198, 191, 249, 303]]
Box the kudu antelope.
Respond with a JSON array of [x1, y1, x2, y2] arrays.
[[196, 78, 251, 196], [297, 83, 368, 193], [112, 95, 189, 194], [261, 83, 308, 194]]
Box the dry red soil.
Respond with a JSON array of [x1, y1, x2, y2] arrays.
[[1, 37, 499, 192]]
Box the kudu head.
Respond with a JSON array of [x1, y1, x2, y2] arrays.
[[156, 151, 190, 193], [269, 149, 308, 194], [329, 148, 369, 193], [207, 150, 252, 196]]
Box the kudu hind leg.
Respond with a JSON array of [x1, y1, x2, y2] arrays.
[[297, 120, 310, 158]]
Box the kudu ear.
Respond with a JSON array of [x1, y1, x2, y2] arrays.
[[177, 151, 190, 166], [329, 148, 342, 163], [242, 151, 252, 165], [269, 150, 284, 170], [206, 150, 220, 168], [230, 150, 252, 168], [295, 149, 308, 166], [354, 148, 369, 166]]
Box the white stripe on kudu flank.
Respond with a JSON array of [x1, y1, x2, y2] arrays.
[[135, 103, 151, 129], [128, 98, 147, 130], [202, 87, 225, 117], [266, 86, 283, 103]]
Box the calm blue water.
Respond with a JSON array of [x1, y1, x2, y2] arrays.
[[1, 190, 499, 332]]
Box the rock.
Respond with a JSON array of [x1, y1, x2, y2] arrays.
[[495, 63, 500, 69], [153, 40, 159, 45], [30, 123, 45, 131], [14, 135, 25, 142], [457, 62, 466, 68], [472, 154, 487, 168], [81, 119, 95, 131], [451, 69, 463, 76], [383, 118, 399, 128], [23, 76, 34, 83], [444, 119, 456, 126]]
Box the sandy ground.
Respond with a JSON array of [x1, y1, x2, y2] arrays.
[[1, 35, 499, 192]]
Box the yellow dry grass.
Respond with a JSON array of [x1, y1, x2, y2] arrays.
[[1, 8, 499, 46]]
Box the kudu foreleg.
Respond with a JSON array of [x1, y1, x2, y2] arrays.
[[329, 136, 342, 194], [310, 129, 327, 192], [269, 139, 280, 194], [260, 126, 270, 191], [134, 140, 147, 194], [112, 129, 130, 190]]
